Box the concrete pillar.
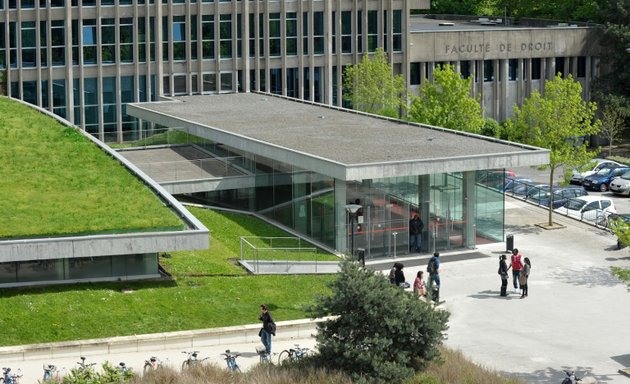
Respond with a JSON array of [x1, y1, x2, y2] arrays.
[[418, 174, 431, 253], [499, 59, 507, 121], [334, 179, 349, 254], [463, 171, 477, 249]]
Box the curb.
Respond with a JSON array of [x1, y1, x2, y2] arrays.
[[0, 318, 329, 362]]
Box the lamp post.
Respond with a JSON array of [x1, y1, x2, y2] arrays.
[[345, 203, 362, 259]]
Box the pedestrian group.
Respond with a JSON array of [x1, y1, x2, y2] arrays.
[[498, 248, 531, 298]]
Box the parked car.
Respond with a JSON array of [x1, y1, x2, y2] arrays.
[[570, 158, 624, 185], [503, 177, 534, 195], [609, 171, 630, 196], [554, 196, 616, 223], [582, 166, 630, 192], [477, 169, 517, 190], [526, 186, 588, 209]]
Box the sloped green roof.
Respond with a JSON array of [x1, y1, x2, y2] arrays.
[[0, 97, 185, 239]]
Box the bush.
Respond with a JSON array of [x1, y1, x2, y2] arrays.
[[481, 118, 502, 138], [308, 260, 450, 383]]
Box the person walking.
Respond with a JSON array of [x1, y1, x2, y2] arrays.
[[409, 214, 424, 253], [427, 252, 441, 303], [519, 257, 531, 298], [508, 248, 523, 291], [258, 304, 276, 354], [414, 270, 427, 297], [498, 254, 509, 297]]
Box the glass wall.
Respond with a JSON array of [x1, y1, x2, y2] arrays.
[[0, 253, 159, 286]]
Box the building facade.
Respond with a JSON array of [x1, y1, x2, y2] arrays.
[[1, 0, 427, 142], [2, 2, 601, 143]]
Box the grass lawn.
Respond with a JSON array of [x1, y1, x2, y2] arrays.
[[0, 97, 184, 238], [0, 207, 335, 346]]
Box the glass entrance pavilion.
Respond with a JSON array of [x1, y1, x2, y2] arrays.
[[128, 93, 549, 260]]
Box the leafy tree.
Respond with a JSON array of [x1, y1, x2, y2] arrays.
[[481, 118, 503, 138], [505, 74, 600, 226], [408, 64, 485, 134], [600, 103, 626, 157], [343, 48, 407, 118], [308, 260, 449, 384], [592, 0, 630, 119]]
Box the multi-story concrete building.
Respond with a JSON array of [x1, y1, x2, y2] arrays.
[[1, 1, 600, 143]]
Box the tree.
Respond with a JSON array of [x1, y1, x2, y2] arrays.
[[505, 74, 600, 226], [408, 64, 485, 134], [600, 103, 626, 157], [308, 260, 449, 383], [343, 48, 407, 118]]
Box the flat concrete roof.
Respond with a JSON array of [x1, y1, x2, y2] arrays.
[[410, 15, 593, 33], [128, 93, 549, 181]]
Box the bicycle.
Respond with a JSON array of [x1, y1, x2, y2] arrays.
[[42, 364, 59, 382], [255, 346, 271, 364], [73, 356, 97, 380], [277, 344, 311, 364], [181, 351, 209, 371], [143, 356, 165, 373], [221, 349, 242, 372], [0, 367, 22, 384]]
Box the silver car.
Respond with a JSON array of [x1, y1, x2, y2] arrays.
[[610, 171, 630, 195]]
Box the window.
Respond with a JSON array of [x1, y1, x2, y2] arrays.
[[313, 12, 324, 54], [173, 16, 186, 61], [162, 16, 169, 60], [83, 19, 97, 64], [269, 13, 281, 57], [52, 79, 66, 118], [483, 60, 494, 82], [173, 75, 186, 94], [0, 23, 5, 69], [220, 14, 232, 58], [117, 18, 133, 63], [531, 58, 541, 80], [286, 12, 297, 56], [220, 72, 232, 92], [556, 57, 565, 77], [51, 20, 65, 66], [270, 68, 282, 94], [202, 15, 215, 59], [367, 10, 377, 52], [302, 12, 308, 55], [508, 59, 518, 81], [356, 11, 363, 53], [203, 73, 216, 92], [410, 62, 421, 85], [83, 77, 99, 135], [21, 21, 36, 68], [460, 61, 471, 79], [286, 67, 299, 97], [101, 18, 115, 64], [341, 11, 351, 53], [248, 14, 256, 58], [39, 21, 47, 67], [393, 10, 402, 52]]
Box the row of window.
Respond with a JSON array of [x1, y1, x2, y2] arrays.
[[409, 57, 588, 85], [1, 0, 238, 8], [0, 10, 401, 68]]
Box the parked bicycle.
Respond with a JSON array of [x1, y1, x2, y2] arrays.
[[73, 356, 97, 380], [143, 356, 165, 373], [221, 350, 242, 372], [42, 364, 59, 382], [181, 351, 209, 370], [0, 367, 22, 384], [256, 346, 271, 364], [277, 344, 311, 364]]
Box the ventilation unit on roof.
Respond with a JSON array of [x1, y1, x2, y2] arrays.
[[438, 22, 454, 26]]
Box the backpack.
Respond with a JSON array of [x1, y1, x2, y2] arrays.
[[427, 258, 436, 274], [268, 321, 276, 336]]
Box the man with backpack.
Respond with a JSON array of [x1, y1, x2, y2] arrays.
[[258, 304, 276, 354]]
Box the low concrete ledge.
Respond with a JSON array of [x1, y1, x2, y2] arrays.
[[0, 317, 329, 362], [240, 260, 340, 274]]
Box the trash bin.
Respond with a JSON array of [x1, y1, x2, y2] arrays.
[[356, 248, 365, 266], [506, 234, 514, 252]]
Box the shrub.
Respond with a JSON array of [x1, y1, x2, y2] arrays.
[[308, 260, 450, 383]]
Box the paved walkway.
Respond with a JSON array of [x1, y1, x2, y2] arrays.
[[4, 197, 630, 383]]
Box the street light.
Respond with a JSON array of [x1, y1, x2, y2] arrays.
[[345, 203, 362, 259]]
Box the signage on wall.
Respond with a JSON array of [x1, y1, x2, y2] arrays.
[[444, 41, 553, 54]]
